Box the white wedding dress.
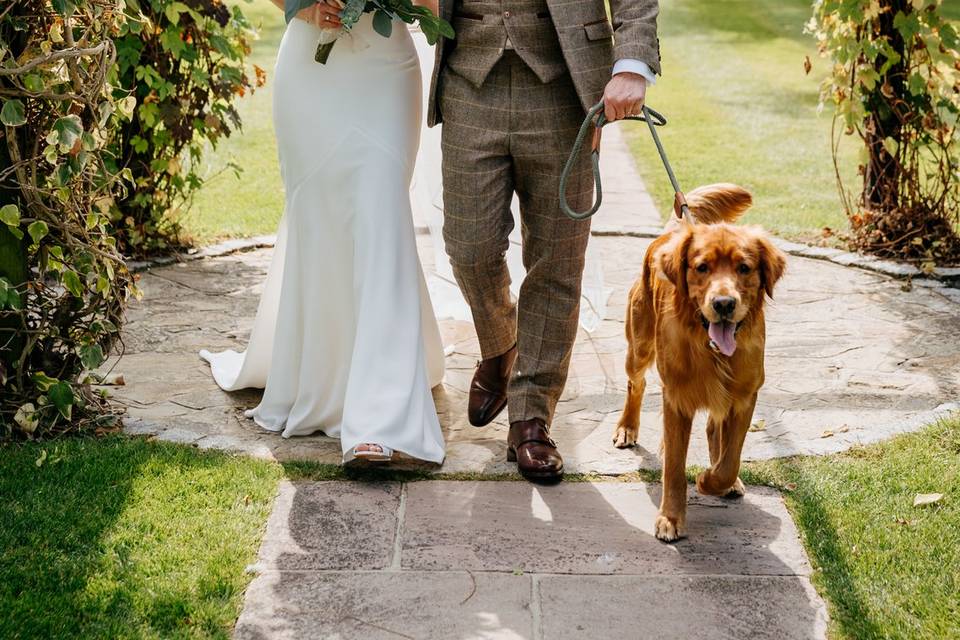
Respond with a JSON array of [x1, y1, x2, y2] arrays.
[[200, 15, 445, 464]]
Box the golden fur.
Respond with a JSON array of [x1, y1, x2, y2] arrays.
[[612, 183, 787, 542]]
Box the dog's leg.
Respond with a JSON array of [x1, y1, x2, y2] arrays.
[[654, 401, 693, 542], [706, 415, 722, 466], [696, 393, 758, 498], [613, 288, 655, 448]]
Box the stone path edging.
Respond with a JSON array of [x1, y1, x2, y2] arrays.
[[129, 225, 960, 295]]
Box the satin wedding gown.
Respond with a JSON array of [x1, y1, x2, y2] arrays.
[[200, 15, 445, 464]]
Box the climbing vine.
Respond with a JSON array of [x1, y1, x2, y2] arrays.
[[809, 0, 960, 266], [0, 0, 136, 437]]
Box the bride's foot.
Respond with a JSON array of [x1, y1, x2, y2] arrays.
[[343, 443, 395, 466]]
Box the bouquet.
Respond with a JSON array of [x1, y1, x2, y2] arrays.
[[284, 0, 454, 64]]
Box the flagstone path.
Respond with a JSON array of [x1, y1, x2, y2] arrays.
[[234, 480, 828, 640], [110, 124, 960, 475], [105, 122, 960, 639]]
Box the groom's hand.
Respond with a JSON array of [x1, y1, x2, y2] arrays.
[[602, 72, 647, 122]]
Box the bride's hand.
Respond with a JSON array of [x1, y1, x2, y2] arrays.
[[297, 0, 343, 29]]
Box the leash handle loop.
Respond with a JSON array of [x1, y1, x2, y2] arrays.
[[559, 101, 691, 221]]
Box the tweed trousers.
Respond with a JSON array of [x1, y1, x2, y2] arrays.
[[440, 52, 594, 425]]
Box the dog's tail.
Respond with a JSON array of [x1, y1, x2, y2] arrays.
[[685, 183, 752, 225]]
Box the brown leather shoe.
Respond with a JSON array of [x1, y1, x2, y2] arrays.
[[468, 344, 517, 427], [508, 418, 563, 483]]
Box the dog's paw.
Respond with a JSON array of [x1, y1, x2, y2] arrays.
[[612, 422, 638, 449], [654, 514, 686, 542], [697, 471, 746, 498], [722, 477, 746, 499]]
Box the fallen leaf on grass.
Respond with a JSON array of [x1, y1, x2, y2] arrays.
[[748, 419, 766, 432], [913, 493, 943, 507], [783, 482, 798, 492]]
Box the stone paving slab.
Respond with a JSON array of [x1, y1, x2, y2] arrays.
[[257, 482, 400, 571], [400, 481, 810, 576], [106, 123, 960, 473], [235, 570, 534, 640], [234, 480, 827, 639], [538, 575, 827, 640]]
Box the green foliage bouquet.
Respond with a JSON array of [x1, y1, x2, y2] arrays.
[[284, 0, 453, 64]]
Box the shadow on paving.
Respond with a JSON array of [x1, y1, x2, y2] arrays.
[[234, 477, 829, 640]]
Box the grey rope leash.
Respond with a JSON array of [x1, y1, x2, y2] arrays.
[[559, 101, 692, 222]]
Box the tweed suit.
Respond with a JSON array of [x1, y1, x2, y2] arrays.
[[433, 0, 660, 424]]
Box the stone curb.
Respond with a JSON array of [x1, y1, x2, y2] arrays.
[[591, 224, 960, 291], [128, 228, 959, 295]]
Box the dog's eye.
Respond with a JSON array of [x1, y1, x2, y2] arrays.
[[738, 263, 751, 274], [695, 263, 709, 274]]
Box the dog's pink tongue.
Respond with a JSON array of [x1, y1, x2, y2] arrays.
[[708, 321, 737, 356]]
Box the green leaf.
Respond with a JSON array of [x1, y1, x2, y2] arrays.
[[0, 278, 20, 310], [27, 220, 48, 244], [23, 74, 44, 92], [32, 372, 58, 392], [1, 99, 26, 127], [52, 115, 83, 151], [48, 382, 74, 419], [51, 0, 76, 16], [908, 73, 925, 96], [372, 10, 393, 38], [0, 204, 19, 227], [63, 270, 84, 297], [79, 344, 105, 370]]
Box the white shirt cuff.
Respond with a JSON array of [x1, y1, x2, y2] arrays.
[[612, 59, 657, 85]]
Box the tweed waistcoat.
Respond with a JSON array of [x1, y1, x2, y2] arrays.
[[445, 0, 567, 87]]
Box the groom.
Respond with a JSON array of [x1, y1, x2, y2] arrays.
[[428, 0, 661, 481]]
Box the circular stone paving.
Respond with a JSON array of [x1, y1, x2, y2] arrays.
[[108, 127, 960, 475]]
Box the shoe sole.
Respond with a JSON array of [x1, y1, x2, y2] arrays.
[[468, 395, 507, 427]]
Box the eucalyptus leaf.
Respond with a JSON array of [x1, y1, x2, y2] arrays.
[[372, 10, 393, 38]]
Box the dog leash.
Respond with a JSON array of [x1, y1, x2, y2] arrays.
[[559, 101, 692, 222]]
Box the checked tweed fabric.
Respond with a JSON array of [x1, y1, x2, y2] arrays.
[[440, 53, 595, 425], [434, 0, 660, 425], [428, 0, 661, 127]]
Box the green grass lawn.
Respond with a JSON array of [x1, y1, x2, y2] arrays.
[[183, 0, 959, 245], [0, 438, 283, 639], [744, 417, 960, 640], [2, 416, 959, 638], [181, 0, 286, 244], [622, 0, 860, 242]]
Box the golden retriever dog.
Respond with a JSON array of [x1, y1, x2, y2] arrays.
[[612, 184, 787, 542]]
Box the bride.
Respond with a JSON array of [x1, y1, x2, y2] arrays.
[[200, 0, 446, 465]]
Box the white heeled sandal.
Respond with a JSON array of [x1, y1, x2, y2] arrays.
[[343, 443, 395, 466]]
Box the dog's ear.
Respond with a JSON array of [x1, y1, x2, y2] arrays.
[[755, 233, 787, 298], [656, 228, 693, 294]]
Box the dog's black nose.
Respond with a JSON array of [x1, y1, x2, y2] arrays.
[[712, 296, 736, 318]]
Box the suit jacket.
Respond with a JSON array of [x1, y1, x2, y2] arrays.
[[426, 0, 661, 126]]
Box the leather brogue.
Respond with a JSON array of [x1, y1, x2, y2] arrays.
[[468, 344, 517, 427], [507, 418, 563, 483]]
